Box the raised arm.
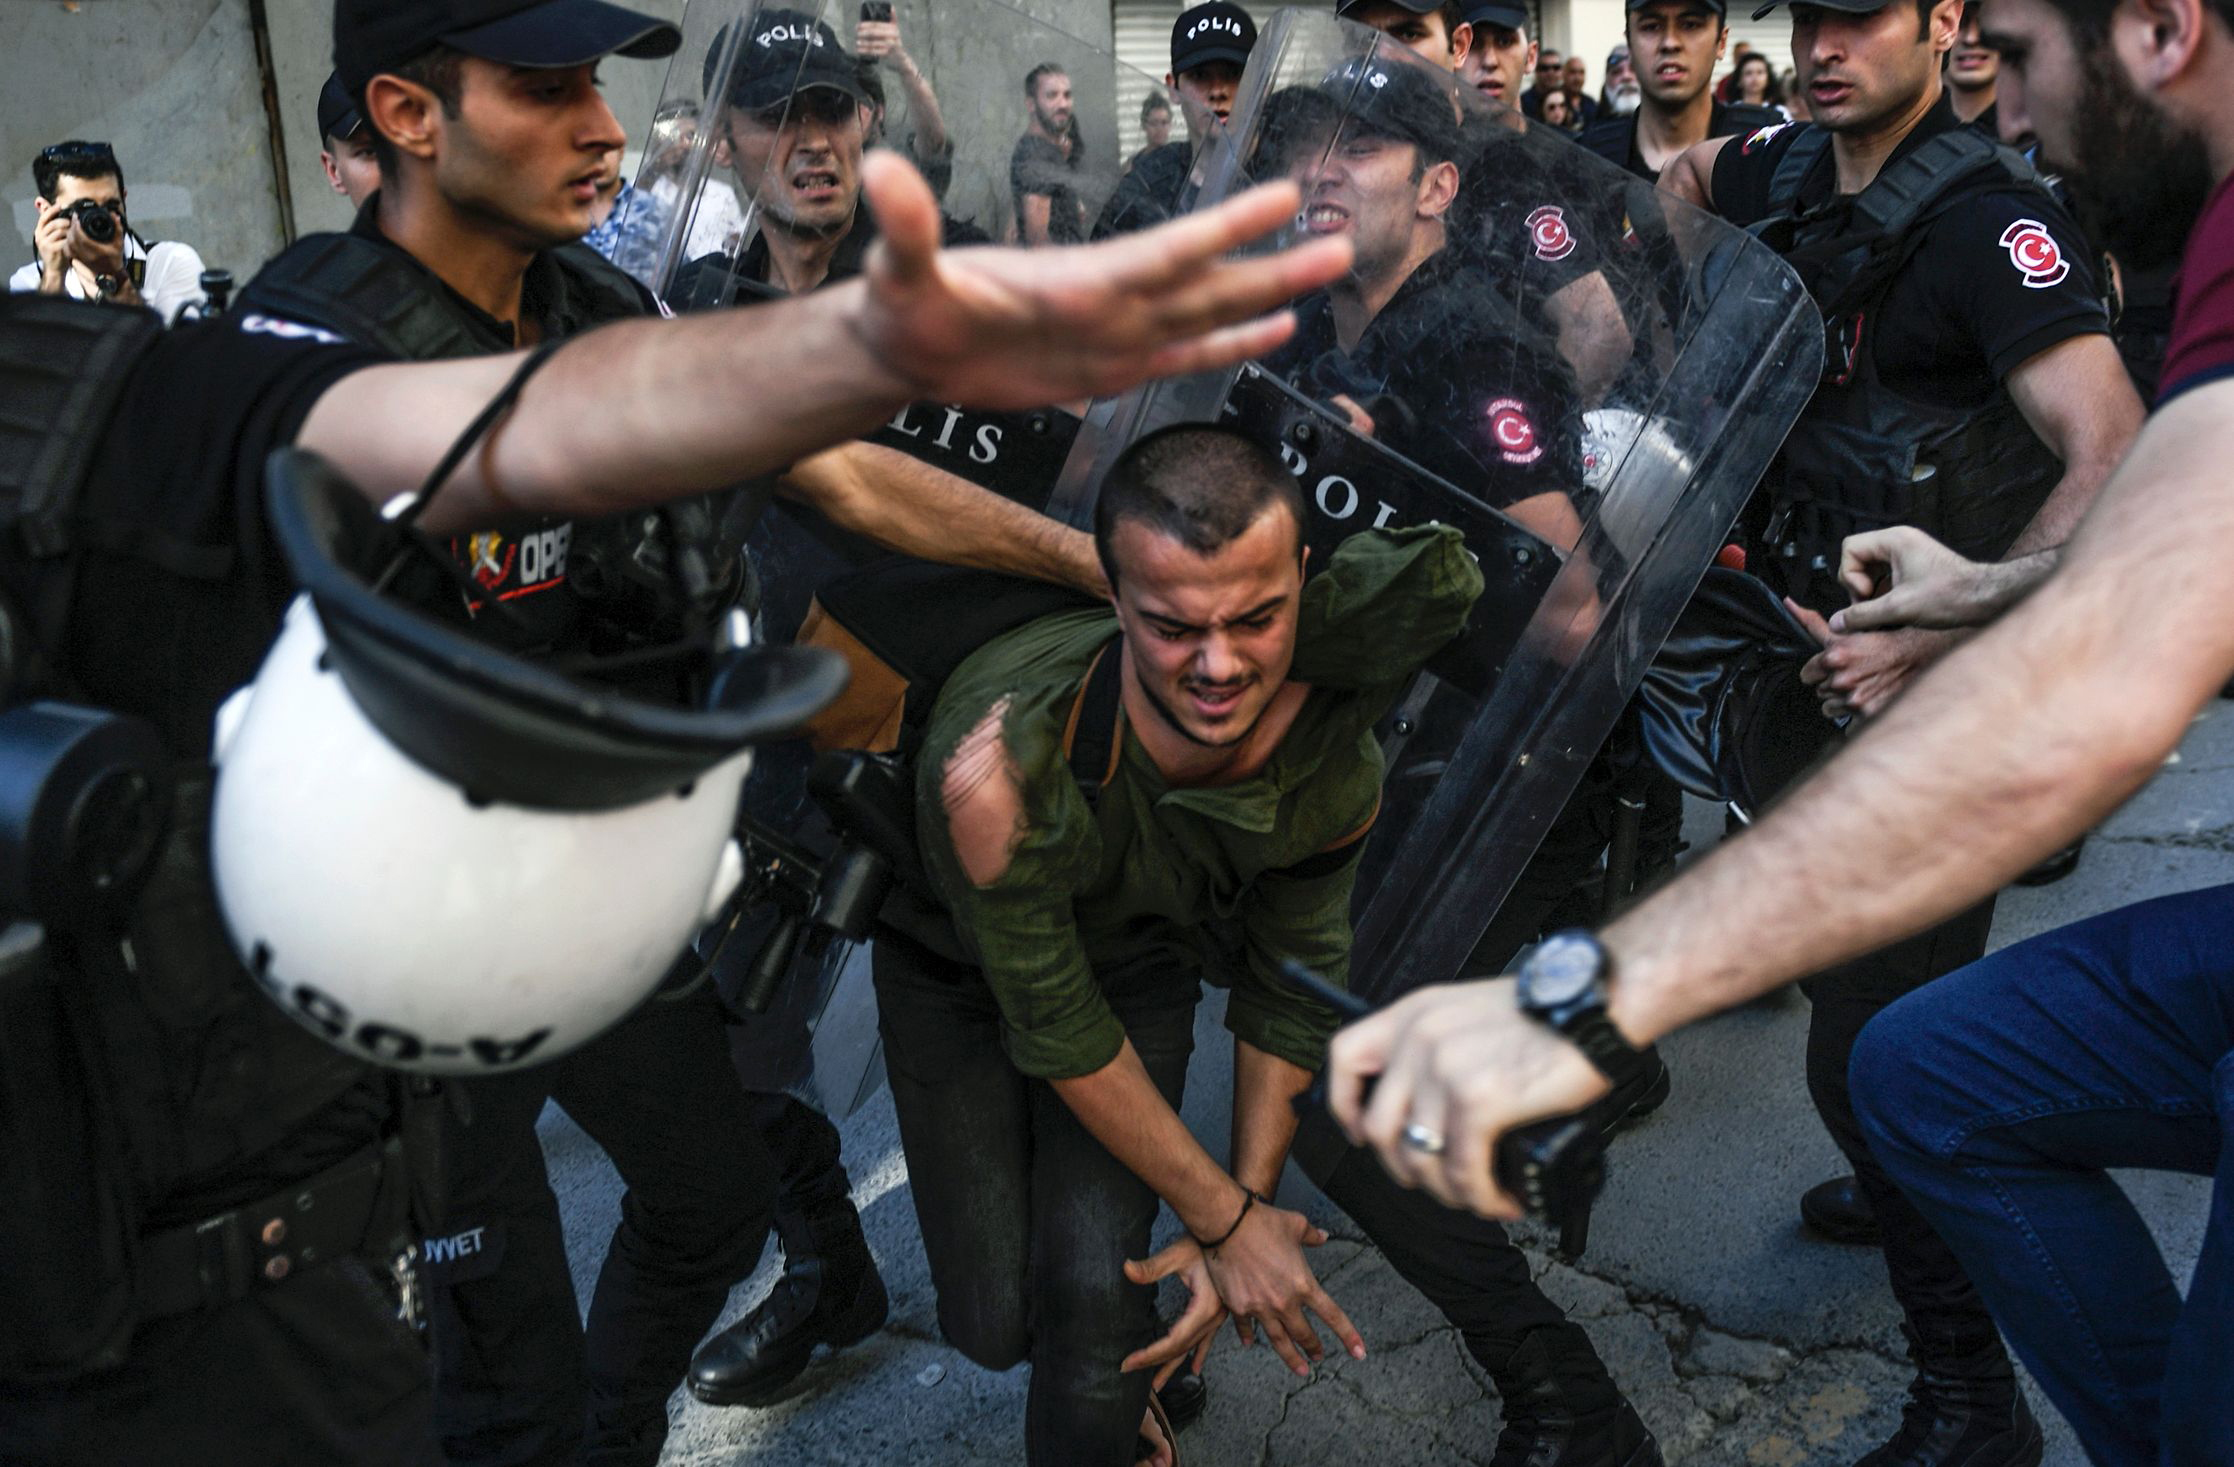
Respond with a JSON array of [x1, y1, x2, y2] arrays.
[[779, 442, 1105, 596], [298, 154, 1350, 532]]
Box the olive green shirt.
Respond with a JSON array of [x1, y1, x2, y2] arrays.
[[916, 526, 1484, 1080]]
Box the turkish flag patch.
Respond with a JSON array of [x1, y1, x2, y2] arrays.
[[1527, 205, 1576, 263], [1487, 397, 1545, 465], [1999, 218, 2069, 289]]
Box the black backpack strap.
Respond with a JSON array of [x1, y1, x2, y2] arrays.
[[236, 234, 501, 358], [1771, 127, 2040, 321], [1061, 635, 1126, 809], [1848, 128, 2034, 241], [0, 296, 172, 697], [0, 296, 166, 561], [1764, 126, 1835, 215]]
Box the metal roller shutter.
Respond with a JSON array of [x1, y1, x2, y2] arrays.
[[1115, 0, 1187, 164]]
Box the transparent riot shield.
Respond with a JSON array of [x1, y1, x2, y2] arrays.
[[1049, 11, 1821, 1003], [629, 0, 1169, 1112]]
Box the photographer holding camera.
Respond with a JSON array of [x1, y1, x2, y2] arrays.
[[12, 141, 207, 323]]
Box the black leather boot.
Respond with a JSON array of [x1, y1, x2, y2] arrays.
[[1485, 1327, 1664, 1467], [1800, 1174, 1883, 1246], [687, 1220, 888, 1408], [1856, 1329, 2044, 1467]]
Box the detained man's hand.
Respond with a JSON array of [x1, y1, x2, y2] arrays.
[[1326, 980, 1610, 1218], [1830, 527, 1998, 633], [1195, 1200, 1364, 1378], [1121, 1237, 1227, 1389], [854, 151, 1351, 410]]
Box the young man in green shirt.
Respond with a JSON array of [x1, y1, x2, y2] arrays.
[[881, 425, 1474, 1465]]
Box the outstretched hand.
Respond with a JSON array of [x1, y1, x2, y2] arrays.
[[855, 151, 1352, 410], [1830, 527, 1997, 634]]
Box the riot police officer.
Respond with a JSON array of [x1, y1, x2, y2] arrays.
[[0, 84, 1347, 1463], [1657, 0, 2143, 1456]]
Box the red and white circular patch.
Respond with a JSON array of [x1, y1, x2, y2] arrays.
[[1999, 218, 2069, 289], [1487, 397, 1544, 465], [1527, 205, 1576, 263]]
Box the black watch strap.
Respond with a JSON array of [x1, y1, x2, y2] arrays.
[[1561, 1010, 1649, 1086]]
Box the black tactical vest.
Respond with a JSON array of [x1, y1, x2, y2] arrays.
[[1749, 127, 2067, 614], [237, 224, 759, 644], [0, 295, 406, 1382], [235, 228, 653, 359]]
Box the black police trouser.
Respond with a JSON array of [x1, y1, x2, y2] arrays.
[[429, 981, 779, 1467], [1803, 898, 2008, 1359], [744, 1088, 865, 1259], [0, 1256, 440, 1467], [1298, 1122, 1586, 1377], [873, 925, 1196, 1467], [1468, 743, 1687, 976]]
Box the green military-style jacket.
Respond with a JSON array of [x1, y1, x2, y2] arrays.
[[915, 525, 1484, 1080]]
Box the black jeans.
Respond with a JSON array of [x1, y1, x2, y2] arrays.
[[1802, 898, 2004, 1357], [874, 927, 1198, 1467], [0, 1257, 440, 1467], [427, 981, 779, 1467]]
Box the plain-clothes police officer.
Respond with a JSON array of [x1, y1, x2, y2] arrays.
[[0, 127, 1356, 1467], [1579, 0, 1783, 181], [1656, 0, 2142, 1456]]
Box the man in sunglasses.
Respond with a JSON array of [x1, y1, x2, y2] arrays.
[[12, 141, 209, 323]]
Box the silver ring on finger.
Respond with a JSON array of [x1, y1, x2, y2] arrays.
[[1401, 1121, 1447, 1156]]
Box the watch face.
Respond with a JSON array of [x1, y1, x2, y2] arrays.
[[1522, 934, 1600, 1009]]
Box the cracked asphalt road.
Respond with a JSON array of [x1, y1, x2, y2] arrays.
[[544, 703, 2232, 1464]]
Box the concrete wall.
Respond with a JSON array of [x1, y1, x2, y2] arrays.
[[6, 0, 1115, 282], [4, 1, 288, 282]]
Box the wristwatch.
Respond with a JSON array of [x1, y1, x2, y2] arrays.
[[1514, 930, 1650, 1085]]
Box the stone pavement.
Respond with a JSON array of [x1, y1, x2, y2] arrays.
[[546, 701, 2234, 1466]]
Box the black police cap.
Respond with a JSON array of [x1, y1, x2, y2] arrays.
[[1173, 3, 1257, 76], [334, 0, 680, 98], [705, 9, 872, 114], [317, 73, 364, 143]]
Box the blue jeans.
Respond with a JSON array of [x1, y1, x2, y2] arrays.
[[1850, 885, 2234, 1467]]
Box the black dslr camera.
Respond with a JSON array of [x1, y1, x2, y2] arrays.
[[65, 199, 121, 245]]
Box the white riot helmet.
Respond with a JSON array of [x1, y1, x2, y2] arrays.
[[211, 448, 845, 1075]]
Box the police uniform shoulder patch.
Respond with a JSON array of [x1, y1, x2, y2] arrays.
[[1486, 397, 1544, 465], [238, 313, 348, 347], [1741, 122, 1793, 154], [1527, 205, 1576, 263], [1998, 218, 2070, 289]]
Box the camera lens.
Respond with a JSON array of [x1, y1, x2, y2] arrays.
[[73, 202, 117, 244]]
